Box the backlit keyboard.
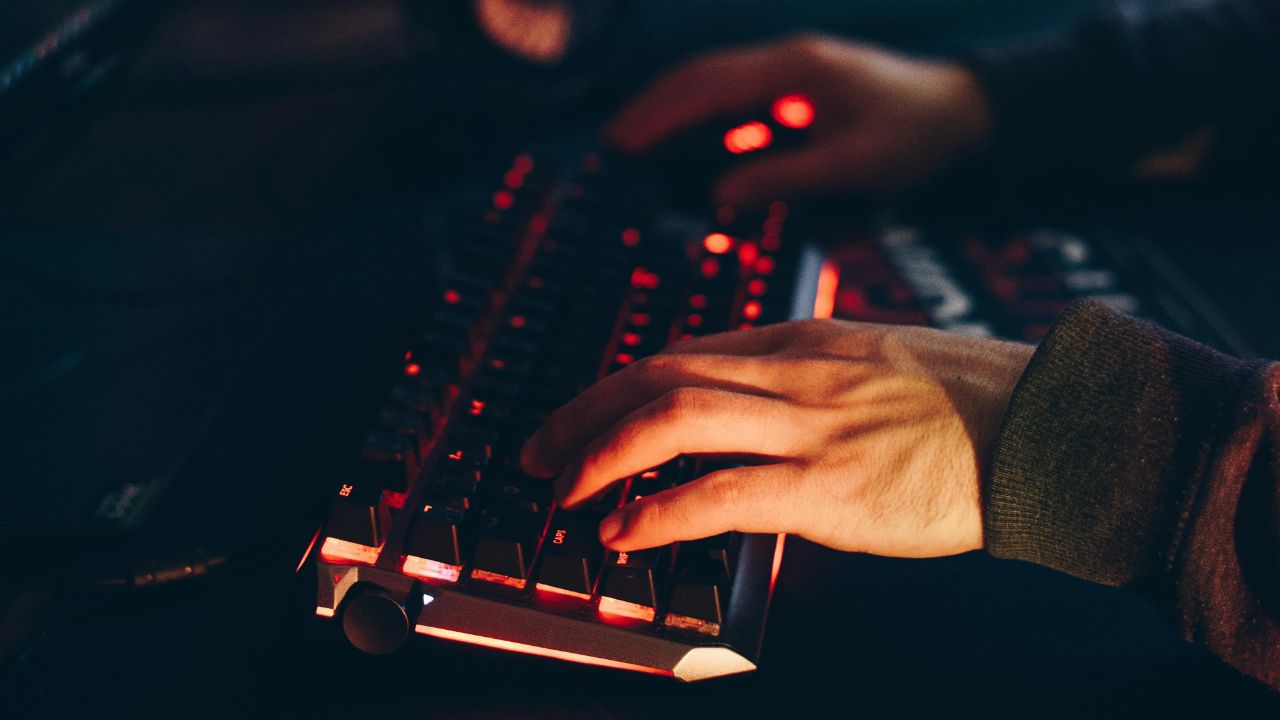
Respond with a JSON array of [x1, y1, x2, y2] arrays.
[[308, 149, 816, 681], [306, 145, 1248, 682]]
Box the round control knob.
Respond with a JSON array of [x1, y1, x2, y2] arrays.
[[341, 587, 410, 655]]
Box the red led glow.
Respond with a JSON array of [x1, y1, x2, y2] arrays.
[[385, 490, 408, 509], [448, 450, 464, 461], [622, 332, 641, 347], [723, 121, 773, 154], [599, 597, 656, 623], [754, 256, 776, 275], [630, 268, 661, 289], [295, 526, 322, 573], [748, 279, 767, 296], [738, 242, 760, 268], [686, 313, 704, 328], [415, 626, 672, 676], [689, 294, 708, 309], [771, 94, 815, 129], [629, 313, 651, 327], [443, 289, 462, 305], [318, 536, 382, 566], [535, 583, 593, 601], [614, 352, 635, 365], [700, 258, 720, 278], [761, 233, 781, 252], [512, 153, 535, 174], [509, 315, 527, 328], [405, 363, 422, 377], [493, 190, 515, 210], [469, 399, 486, 416], [813, 259, 840, 319], [742, 300, 762, 321], [664, 613, 721, 636], [503, 169, 525, 189], [621, 228, 641, 247], [471, 568, 528, 590], [403, 555, 461, 583], [703, 232, 733, 255], [529, 214, 549, 234], [770, 533, 787, 594]]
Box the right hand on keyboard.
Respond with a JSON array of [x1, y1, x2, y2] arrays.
[[605, 34, 992, 206], [521, 319, 1034, 559]]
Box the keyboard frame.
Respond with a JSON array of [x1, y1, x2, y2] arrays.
[[310, 191, 825, 680]]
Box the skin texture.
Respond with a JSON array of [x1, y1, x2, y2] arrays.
[[606, 34, 994, 205], [521, 321, 1035, 557]]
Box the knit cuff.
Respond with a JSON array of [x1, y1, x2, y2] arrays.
[[985, 299, 1256, 586]]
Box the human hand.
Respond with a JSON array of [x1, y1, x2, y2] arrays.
[[520, 320, 1033, 557], [606, 35, 993, 206]]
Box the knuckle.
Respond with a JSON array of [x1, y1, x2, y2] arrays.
[[701, 472, 746, 511], [637, 495, 691, 535], [655, 386, 708, 421]]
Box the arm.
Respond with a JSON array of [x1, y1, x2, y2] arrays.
[[522, 303, 1280, 690], [987, 299, 1280, 689], [606, 0, 1280, 203]]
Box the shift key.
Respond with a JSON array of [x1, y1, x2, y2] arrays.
[[599, 547, 667, 623]]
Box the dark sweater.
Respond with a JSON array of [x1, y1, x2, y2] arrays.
[[971, 0, 1280, 174], [988, 299, 1280, 690]]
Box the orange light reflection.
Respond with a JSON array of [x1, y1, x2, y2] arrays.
[[416, 626, 672, 676]]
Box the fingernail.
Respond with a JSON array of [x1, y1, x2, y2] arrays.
[[599, 512, 624, 545]]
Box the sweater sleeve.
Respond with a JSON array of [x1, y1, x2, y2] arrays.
[[986, 299, 1280, 690], [965, 0, 1280, 173]]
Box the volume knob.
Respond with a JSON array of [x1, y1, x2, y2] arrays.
[[341, 587, 410, 655]]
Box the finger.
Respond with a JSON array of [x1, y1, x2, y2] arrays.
[[661, 324, 803, 357], [521, 353, 782, 477], [605, 42, 798, 153], [598, 464, 800, 550], [713, 141, 873, 207], [557, 387, 804, 508]]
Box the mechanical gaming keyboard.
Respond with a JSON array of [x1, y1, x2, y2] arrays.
[[305, 144, 1249, 682]]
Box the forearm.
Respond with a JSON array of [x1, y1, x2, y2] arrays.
[[986, 299, 1280, 690]]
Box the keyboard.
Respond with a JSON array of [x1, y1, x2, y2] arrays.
[[305, 145, 1249, 682], [308, 148, 814, 682]]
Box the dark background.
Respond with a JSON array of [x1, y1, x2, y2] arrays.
[[2, 1, 1279, 717]]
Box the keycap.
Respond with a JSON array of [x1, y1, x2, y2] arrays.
[[389, 382, 443, 420], [355, 455, 410, 494], [326, 482, 389, 548], [535, 510, 604, 599], [481, 466, 551, 513], [403, 493, 468, 581], [599, 547, 667, 622], [665, 535, 732, 635], [470, 506, 545, 589], [376, 405, 430, 453], [363, 429, 418, 469]]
